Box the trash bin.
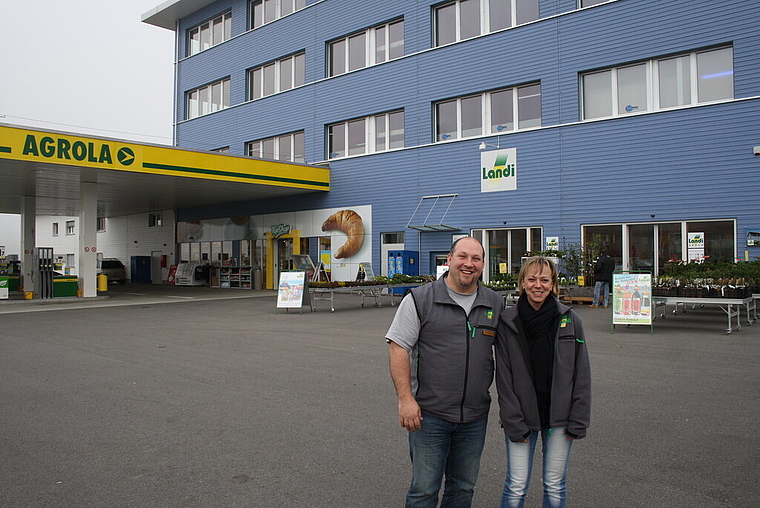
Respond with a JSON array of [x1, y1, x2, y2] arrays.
[[98, 273, 108, 291]]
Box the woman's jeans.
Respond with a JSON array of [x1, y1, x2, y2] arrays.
[[405, 412, 488, 508], [500, 427, 573, 508]]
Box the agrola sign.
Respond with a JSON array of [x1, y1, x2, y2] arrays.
[[21, 134, 135, 166], [480, 147, 517, 193]]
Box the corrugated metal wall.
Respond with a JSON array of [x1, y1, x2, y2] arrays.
[[172, 0, 760, 274]]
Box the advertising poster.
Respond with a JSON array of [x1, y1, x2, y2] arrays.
[[480, 148, 517, 193], [687, 232, 705, 262], [612, 273, 652, 325], [277, 271, 306, 309]]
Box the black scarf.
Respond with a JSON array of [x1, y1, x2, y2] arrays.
[[517, 293, 559, 426]]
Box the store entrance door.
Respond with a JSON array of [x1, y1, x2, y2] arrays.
[[275, 238, 293, 284]]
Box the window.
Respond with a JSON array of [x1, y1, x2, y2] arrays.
[[248, 52, 305, 100], [434, 83, 541, 141], [328, 110, 404, 158], [328, 19, 404, 77], [434, 0, 539, 46], [149, 213, 163, 227], [188, 11, 232, 56], [581, 46, 733, 120], [249, 0, 306, 29], [211, 146, 230, 153], [247, 131, 305, 163], [579, 0, 609, 7], [97, 217, 106, 233], [65, 220, 75, 235], [52, 222, 59, 236], [583, 219, 736, 276], [186, 78, 231, 119]]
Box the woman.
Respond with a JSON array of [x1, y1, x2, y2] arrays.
[[495, 256, 591, 508]]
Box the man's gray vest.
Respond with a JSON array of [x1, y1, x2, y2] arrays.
[[409, 275, 504, 423]]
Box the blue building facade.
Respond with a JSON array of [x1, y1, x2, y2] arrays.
[[145, 0, 760, 286]]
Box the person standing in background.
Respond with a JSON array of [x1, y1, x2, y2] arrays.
[[590, 248, 615, 308]]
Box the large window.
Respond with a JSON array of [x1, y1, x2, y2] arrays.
[[434, 0, 539, 46], [581, 46, 734, 120], [472, 227, 543, 281], [188, 12, 232, 56], [247, 131, 305, 163], [249, 0, 306, 29], [583, 219, 735, 277], [248, 52, 305, 100], [435, 83, 540, 141], [186, 78, 231, 119], [328, 110, 404, 158], [329, 19, 404, 77]]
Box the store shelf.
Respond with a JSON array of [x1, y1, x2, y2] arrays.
[[217, 267, 252, 289]]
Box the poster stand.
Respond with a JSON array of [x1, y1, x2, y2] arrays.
[[611, 271, 653, 335], [275, 271, 311, 314]]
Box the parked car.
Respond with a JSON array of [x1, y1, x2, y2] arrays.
[[100, 258, 126, 284]]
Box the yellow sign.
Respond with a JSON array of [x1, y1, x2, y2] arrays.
[[0, 125, 329, 191]]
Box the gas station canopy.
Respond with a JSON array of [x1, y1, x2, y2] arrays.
[[0, 124, 330, 218]]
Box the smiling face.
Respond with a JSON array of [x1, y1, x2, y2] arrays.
[[519, 258, 558, 310], [445, 237, 485, 294]]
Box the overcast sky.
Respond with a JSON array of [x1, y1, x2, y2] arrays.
[[0, 0, 176, 254], [0, 0, 175, 145]]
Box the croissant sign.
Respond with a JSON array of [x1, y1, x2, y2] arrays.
[[322, 210, 364, 258]]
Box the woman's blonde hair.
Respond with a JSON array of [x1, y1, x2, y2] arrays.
[[517, 256, 559, 296]]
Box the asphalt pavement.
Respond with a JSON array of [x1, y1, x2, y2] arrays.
[[1, 284, 758, 507]]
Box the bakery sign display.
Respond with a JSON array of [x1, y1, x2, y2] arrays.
[[321, 210, 364, 258]]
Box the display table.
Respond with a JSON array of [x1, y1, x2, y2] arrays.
[[652, 296, 755, 334], [309, 283, 421, 312]]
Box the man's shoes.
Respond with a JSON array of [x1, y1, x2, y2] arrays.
[[603, 305, 609, 308], [589, 305, 599, 308]]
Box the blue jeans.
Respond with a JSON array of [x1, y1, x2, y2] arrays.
[[405, 412, 488, 508], [500, 427, 574, 508], [593, 281, 610, 306]]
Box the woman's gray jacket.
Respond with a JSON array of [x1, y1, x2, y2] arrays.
[[495, 299, 591, 442]]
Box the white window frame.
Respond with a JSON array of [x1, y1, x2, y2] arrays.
[[186, 78, 231, 119], [149, 213, 163, 228], [328, 19, 404, 77], [97, 217, 106, 233], [246, 131, 305, 163], [433, 0, 540, 46], [249, 0, 306, 29], [248, 52, 305, 100], [65, 220, 75, 236], [581, 46, 734, 120], [434, 83, 541, 142], [187, 11, 232, 56], [327, 110, 405, 159], [52, 222, 59, 236]]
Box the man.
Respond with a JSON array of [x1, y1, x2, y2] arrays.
[[386, 237, 504, 507], [590, 248, 615, 308]]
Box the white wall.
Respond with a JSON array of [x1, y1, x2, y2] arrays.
[[35, 211, 176, 280], [0, 214, 21, 256]]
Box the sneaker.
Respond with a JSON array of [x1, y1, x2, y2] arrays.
[[603, 305, 609, 308], [589, 305, 599, 308]]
